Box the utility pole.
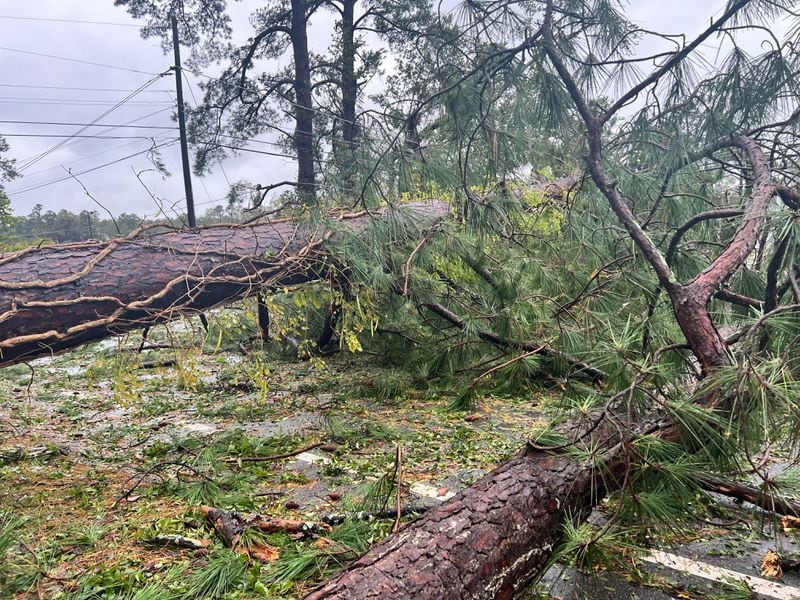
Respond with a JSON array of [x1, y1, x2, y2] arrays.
[[171, 14, 196, 227]]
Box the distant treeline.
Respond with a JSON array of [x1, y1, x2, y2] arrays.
[[2, 202, 249, 245]]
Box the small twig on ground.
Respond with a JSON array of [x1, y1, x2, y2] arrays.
[[147, 534, 211, 550], [321, 506, 430, 526], [115, 461, 214, 506], [224, 441, 323, 464], [139, 358, 177, 369]]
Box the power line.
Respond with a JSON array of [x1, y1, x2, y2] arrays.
[[18, 71, 171, 173], [0, 119, 176, 130], [5, 134, 173, 140], [14, 108, 175, 166], [0, 46, 160, 75], [0, 14, 141, 27], [0, 99, 174, 106], [7, 139, 180, 195], [20, 134, 177, 179], [0, 96, 173, 103], [0, 83, 173, 93]]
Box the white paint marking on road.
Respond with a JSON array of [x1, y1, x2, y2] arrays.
[[642, 550, 800, 600], [294, 451, 331, 465], [410, 482, 455, 501]]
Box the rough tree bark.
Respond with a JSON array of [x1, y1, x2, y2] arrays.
[[0, 202, 448, 366], [305, 448, 604, 600], [0, 179, 578, 367], [291, 0, 317, 203]]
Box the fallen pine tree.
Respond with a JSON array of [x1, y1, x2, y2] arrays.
[[2, 155, 799, 599], [0, 177, 584, 369], [0, 201, 448, 366]]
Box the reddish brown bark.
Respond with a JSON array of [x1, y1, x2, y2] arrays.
[[0, 179, 575, 368], [0, 202, 448, 366], [304, 447, 602, 600]]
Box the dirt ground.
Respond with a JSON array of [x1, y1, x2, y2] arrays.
[[0, 314, 535, 598], [2, 312, 799, 599]]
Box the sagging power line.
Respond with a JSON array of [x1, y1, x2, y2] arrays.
[[0, 14, 141, 27], [8, 139, 181, 195], [0, 120, 177, 130], [0, 46, 161, 75], [18, 71, 172, 173]]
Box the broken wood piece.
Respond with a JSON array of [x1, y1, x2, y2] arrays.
[[249, 514, 331, 535], [202, 505, 246, 548], [247, 542, 280, 562], [201, 506, 285, 562], [761, 550, 800, 579], [139, 358, 177, 369], [783, 515, 800, 531], [147, 534, 211, 550], [202, 505, 331, 549], [762, 551, 782, 578], [0, 445, 67, 464], [224, 441, 323, 464]]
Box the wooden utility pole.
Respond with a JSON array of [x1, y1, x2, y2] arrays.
[[171, 14, 196, 227]]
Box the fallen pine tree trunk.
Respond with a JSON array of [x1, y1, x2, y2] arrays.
[[0, 202, 449, 366], [304, 445, 605, 599], [0, 178, 578, 368]]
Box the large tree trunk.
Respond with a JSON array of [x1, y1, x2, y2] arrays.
[[335, 0, 358, 192], [0, 202, 448, 366], [0, 179, 578, 368], [304, 447, 603, 599], [291, 0, 317, 204]]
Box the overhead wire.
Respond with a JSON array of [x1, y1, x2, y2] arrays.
[[0, 45, 160, 76], [13, 107, 176, 166], [0, 99, 174, 106], [17, 70, 172, 173], [0, 120, 176, 130], [5, 134, 176, 140], [20, 134, 178, 179], [0, 14, 141, 27], [0, 83, 174, 93], [7, 139, 180, 195]]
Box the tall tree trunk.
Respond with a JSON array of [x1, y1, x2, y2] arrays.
[[291, 0, 316, 204], [338, 0, 358, 192]]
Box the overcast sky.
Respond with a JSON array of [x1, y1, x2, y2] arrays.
[[0, 1, 785, 225]]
